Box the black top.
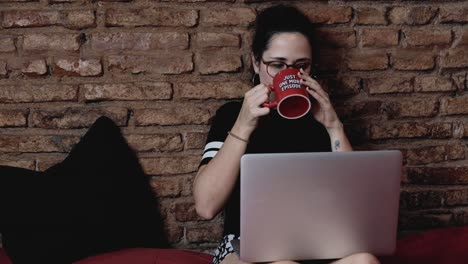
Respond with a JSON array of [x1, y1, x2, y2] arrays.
[[199, 101, 331, 237]]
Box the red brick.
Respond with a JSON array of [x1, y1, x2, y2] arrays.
[[400, 187, 444, 210], [355, 7, 387, 25], [366, 77, 413, 94], [172, 202, 203, 222], [0, 37, 16, 53], [385, 98, 439, 118], [37, 158, 64, 171], [452, 72, 468, 92], [441, 48, 468, 69], [361, 28, 399, 47], [327, 77, 361, 97], [414, 77, 455, 92], [370, 122, 429, 139], [82, 82, 172, 101], [107, 54, 193, 75], [454, 123, 465, 139], [141, 155, 200, 175], [431, 123, 452, 138], [21, 59, 48, 76], [64, 10, 96, 29], [0, 160, 35, 170], [30, 107, 127, 129], [441, 95, 468, 115], [406, 145, 453, 165], [91, 32, 188, 51], [186, 225, 223, 243], [193, 32, 240, 48], [454, 209, 468, 226], [176, 81, 249, 99], [106, 8, 198, 27], [346, 51, 388, 71], [180, 175, 194, 197], [389, 6, 437, 25], [2, 10, 95, 29], [164, 222, 184, 243], [0, 84, 77, 103], [53, 58, 102, 77], [157, 199, 171, 220], [2, 10, 59, 27], [201, 8, 255, 26], [125, 133, 183, 152], [23, 33, 80, 52], [404, 29, 452, 47], [185, 131, 207, 150], [439, 6, 468, 23], [407, 167, 468, 185], [0, 135, 79, 152], [317, 49, 342, 71], [315, 28, 356, 48], [336, 101, 382, 120], [150, 177, 182, 197], [197, 52, 242, 75], [0, 109, 28, 127], [392, 50, 435, 71], [134, 107, 211, 126], [305, 6, 352, 24], [341, 123, 369, 146], [455, 28, 468, 46], [445, 188, 468, 206], [0, 61, 7, 77], [447, 144, 465, 160]]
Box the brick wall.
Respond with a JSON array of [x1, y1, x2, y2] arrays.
[[0, 0, 466, 253]]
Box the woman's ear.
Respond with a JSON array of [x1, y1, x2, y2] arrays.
[[251, 53, 260, 74]]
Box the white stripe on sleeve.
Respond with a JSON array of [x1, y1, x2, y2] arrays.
[[203, 141, 224, 152], [202, 150, 218, 160]]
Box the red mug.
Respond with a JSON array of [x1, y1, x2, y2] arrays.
[[262, 68, 312, 119]]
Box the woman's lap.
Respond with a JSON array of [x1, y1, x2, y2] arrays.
[[214, 234, 336, 264]]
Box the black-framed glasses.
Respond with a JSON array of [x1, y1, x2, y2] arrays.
[[261, 59, 312, 78]]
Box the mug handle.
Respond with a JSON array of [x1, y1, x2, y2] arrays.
[[261, 85, 278, 108]]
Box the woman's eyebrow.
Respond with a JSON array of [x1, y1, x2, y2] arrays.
[[295, 58, 312, 62], [268, 57, 288, 61], [267, 57, 311, 62]]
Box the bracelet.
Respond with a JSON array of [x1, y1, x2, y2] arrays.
[[227, 131, 249, 143]]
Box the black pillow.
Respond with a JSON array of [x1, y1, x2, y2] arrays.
[[0, 116, 168, 264]]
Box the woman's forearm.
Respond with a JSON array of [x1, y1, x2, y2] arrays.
[[193, 124, 250, 220], [327, 124, 353, 152]]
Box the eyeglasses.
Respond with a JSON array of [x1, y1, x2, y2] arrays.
[[261, 59, 312, 78]]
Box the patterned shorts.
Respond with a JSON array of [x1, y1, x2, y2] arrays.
[[212, 234, 239, 264]]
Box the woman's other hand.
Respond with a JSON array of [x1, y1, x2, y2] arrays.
[[232, 84, 271, 139], [299, 68, 343, 134]]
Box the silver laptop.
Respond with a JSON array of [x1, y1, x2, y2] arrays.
[[239, 150, 402, 263]]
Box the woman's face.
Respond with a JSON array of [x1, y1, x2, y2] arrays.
[[252, 32, 312, 86]]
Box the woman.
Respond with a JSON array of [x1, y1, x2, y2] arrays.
[[193, 5, 380, 264]]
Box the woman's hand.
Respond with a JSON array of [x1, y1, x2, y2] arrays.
[[232, 84, 271, 139], [299, 68, 343, 133]]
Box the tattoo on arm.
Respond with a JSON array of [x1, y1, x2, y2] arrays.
[[334, 140, 341, 151]]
